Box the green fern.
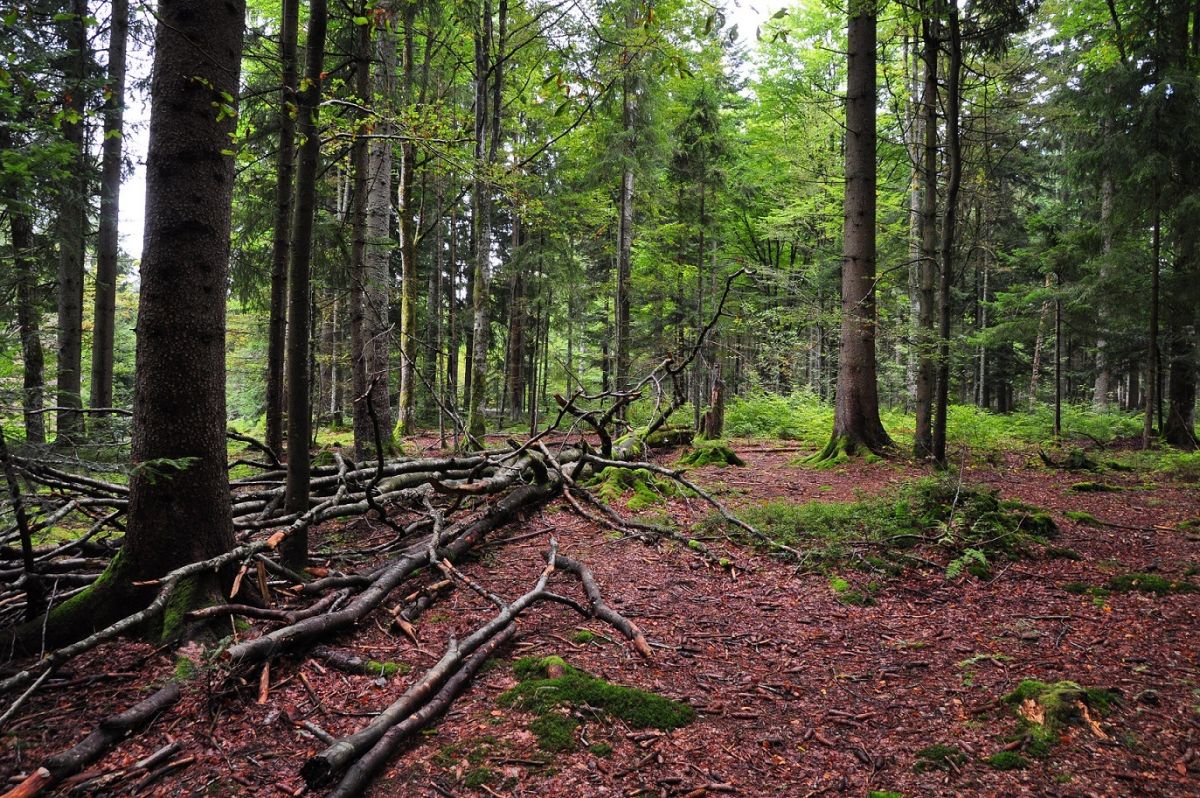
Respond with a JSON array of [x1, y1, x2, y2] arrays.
[[946, 547, 988, 580]]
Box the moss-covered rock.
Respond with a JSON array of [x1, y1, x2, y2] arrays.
[[1000, 679, 1119, 756], [1070, 481, 1121, 493]]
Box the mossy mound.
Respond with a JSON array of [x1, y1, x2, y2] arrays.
[[500, 656, 694, 731], [1001, 679, 1119, 756], [677, 441, 745, 468], [529, 713, 579, 752], [912, 743, 967, 773], [584, 467, 679, 511], [1064, 510, 1100, 526]]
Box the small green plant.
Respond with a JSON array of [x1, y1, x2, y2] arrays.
[[946, 548, 989, 580], [571, 629, 599, 645], [828, 574, 876, 606], [868, 791, 903, 798], [464, 767, 493, 788], [1064, 510, 1100, 525], [986, 751, 1028, 770], [913, 743, 967, 773]]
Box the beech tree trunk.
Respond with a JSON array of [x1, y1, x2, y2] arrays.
[[283, 0, 329, 569], [54, 0, 88, 444], [90, 0, 128, 413], [819, 3, 893, 459], [265, 0, 299, 458]]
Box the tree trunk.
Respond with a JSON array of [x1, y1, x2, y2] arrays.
[[54, 0, 88, 445], [9, 209, 46, 445], [914, 4, 937, 459], [362, 2, 395, 447], [349, 17, 373, 461], [932, 3, 961, 466], [1093, 172, 1114, 409], [282, 0, 329, 569], [396, 0, 418, 436], [266, 0, 300, 458], [44, 0, 247, 643], [615, 72, 634, 406], [1143, 201, 1160, 449], [90, 0, 128, 414], [817, 4, 893, 460], [466, 0, 498, 444]]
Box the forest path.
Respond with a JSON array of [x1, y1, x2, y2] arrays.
[[1, 440, 1197, 798]]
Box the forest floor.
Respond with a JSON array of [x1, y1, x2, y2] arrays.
[[3, 436, 1199, 797]]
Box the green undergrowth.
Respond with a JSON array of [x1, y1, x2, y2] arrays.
[[728, 476, 1056, 580], [828, 574, 878, 606], [868, 791, 903, 798], [1070, 481, 1122, 493], [584, 467, 680, 511], [998, 679, 1119, 758], [986, 751, 1029, 770], [499, 656, 693, 753], [677, 440, 745, 468], [1063, 510, 1100, 525], [723, 391, 1141, 455]]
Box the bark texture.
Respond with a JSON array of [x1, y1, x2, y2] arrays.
[[820, 4, 893, 459], [89, 0, 129, 413]]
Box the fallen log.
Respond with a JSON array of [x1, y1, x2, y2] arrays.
[[1, 683, 179, 797]]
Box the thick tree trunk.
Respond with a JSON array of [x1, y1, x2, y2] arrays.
[[44, 0, 247, 643], [932, 4, 961, 466], [282, 0, 329, 569], [90, 0, 128, 414], [913, 6, 937, 459], [1093, 172, 1114, 409], [9, 209, 46, 446], [266, 0, 300, 458], [54, 0, 88, 445], [1164, 324, 1195, 447], [615, 90, 634, 406], [818, 5, 893, 459], [396, 1, 418, 436]]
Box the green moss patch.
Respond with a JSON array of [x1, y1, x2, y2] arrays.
[[1064, 510, 1101, 525], [500, 657, 694, 731], [529, 713, 579, 752], [588, 742, 613, 757], [677, 441, 745, 468], [986, 751, 1028, 770], [868, 792, 903, 798], [1105, 572, 1198, 595], [1070, 481, 1121, 493], [584, 467, 679, 512], [912, 743, 967, 773], [828, 575, 877, 606]]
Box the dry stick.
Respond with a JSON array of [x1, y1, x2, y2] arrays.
[[549, 552, 652, 658], [580, 452, 801, 560], [223, 479, 560, 666], [184, 587, 348, 623], [303, 545, 562, 789], [1, 683, 180, 797], [323, 626, 516, 798], [0, 430, 43, 619]]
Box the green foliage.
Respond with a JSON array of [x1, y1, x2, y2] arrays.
[[1064, 510, 1100, 525], [1001, 679, 1119, 755], [1105, 573, 1197, 596], [828, 574, 876, 606], [501, 657, 694, 730], [588, 742, 614, 757], [868, 792, 903, 798]]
